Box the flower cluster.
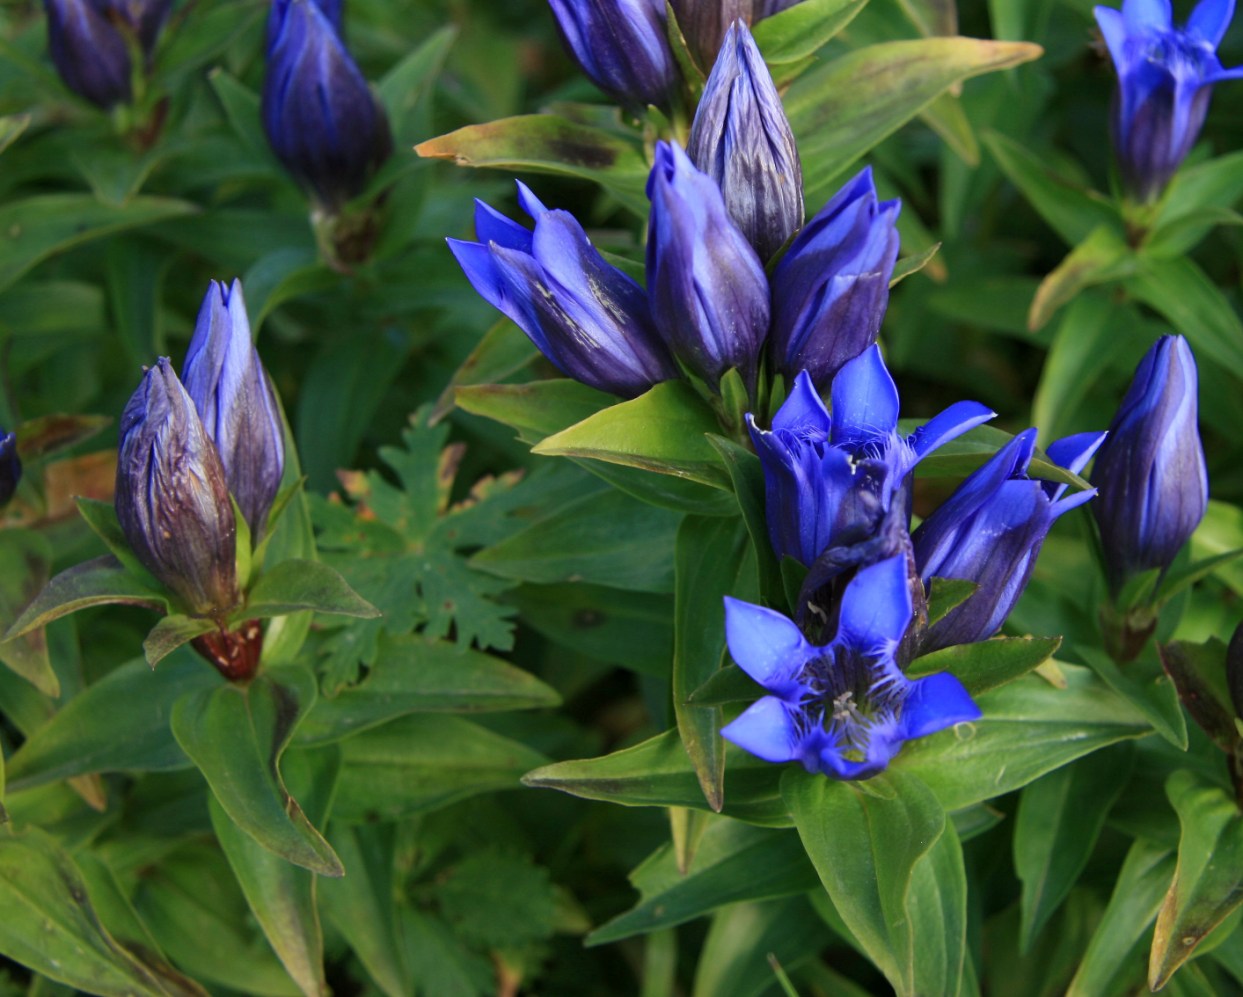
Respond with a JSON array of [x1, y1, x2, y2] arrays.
[[43, 0, 173, 108], [452, 21, 899, 400], [115, 280, 285, 627]]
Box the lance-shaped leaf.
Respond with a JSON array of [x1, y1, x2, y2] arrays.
[[0, 827, 200, 997], [243, 559, 380, 620], [1029, 225, 1136, 331], [907, 636, 1061, 696], [0, 530, 58, 696], [1078, 648, 1188, 750], [752, 0, 868, 77], [5, 555, 167, 638], [785, 38, 1043, 202], [1150, 770, 1243, 989], [171, 665, 343, 877], [1158, 639, 1237, 751]]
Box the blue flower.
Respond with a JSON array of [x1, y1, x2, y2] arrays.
[[769, 167, 901, 389], [1095, 0, 1243, 202], [914, 429, 1105, 652], [721, 554, 981, 779], [749, 349, 994, 569], [647, 141, 771, 393], [686, 20, 803, 261], [671, 0, 804, 71], [1090, 334, 1208, 592], [262, 0, 392, 210], [0, 428, 20, 508], [115, 359, 239, 620], [182, 280, 286, 541], [449, 183, 678, 398], [43, 0, 133, 108], [548, 0, 678, 110]]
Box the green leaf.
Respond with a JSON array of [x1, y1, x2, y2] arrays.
[[752, 0, 868, 70], [432, 320, 537, 422], [142, 615, 217, 668], [787, 39, 1043, 201], [0, 194, 197, 293], [1015, 744, 1134, 953], [1154, 150, 1243, 240], [589, 820, 816, 945], [1150, 770, 1243, 989], [6, 655, 217, 791], [74, 497, 160, 584], [1029, 225, 1136, 331], [433, 850, 558, 949], [898, 665, 1152, 810], [687, 663, 763, 706], [707, 435, 782, 606], [15, 413, 111, 462], [692, 897, 828, 997], [907, 636, 1061, 696], [0, 113, 28, 156], [171, 666, 343, 877], [925, 577, 979, 628], [783, 769, 966, 997], [0, 530, 58, 696], [673, 516, 751, 811], [0, 827, 195, 997], [318, 824, 409, 997], [245, 559, 380, 621], [1077, 647, 1188, 749], [332, 715, 548, 822], [1126, 255, 1243, 381], [470, 488, 682, 592], [523, 729, 789, 826], [1158, 639, 1236, 751], [295, 635, 559, 745], [211, 746, 340, 997], [376, 24, 456, 141], [416, 114, 651, 215], [5, 555, 167, 638], [984, 131, 1121, 246], [454, 379, 614, 444], [208, 68, 268, 155], [532, 380, 730, 488]]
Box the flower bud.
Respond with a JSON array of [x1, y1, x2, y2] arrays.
[[0, 428, 20, 508], [914, 429, 1105, 652], [449, 182, 678, 397], [769, 167, 901, 390], [547, 0, 678, 110], [262, 0, 392, 211], [182, 280, 286, 540], [646, 141, 770, 392], [1091, 335, 1208, 594], [43, 0, 132, 109], [1095, 0, 1243, 202], [115, 359, 238, 619], [671, 0, 802, 72], [687, 20, 802, 262]]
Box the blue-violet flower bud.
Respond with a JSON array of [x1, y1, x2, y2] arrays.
[[449, 182, 678, 398], [914, 429, 1106, 653], [100, 0, 174, 61], [43, 0, 132, 108], [262, 0, 392, 211], [1090, 334, 1208, 593], [721, 553, 981, 780], [182, 280, 286, 541], [115, 359, 239, 619], [1095, 0, 1243, 202], [749, 349, 994, 570], [0, 428, 20, 508], [267, 0, 342, 47], [671, 0, 803, 71], [548, 0, 678, 110], [687, 20, 803, 261], [770, 167, 901, 390], [647, 141, 770, 393]]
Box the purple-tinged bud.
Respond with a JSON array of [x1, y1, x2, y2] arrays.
[[769, 167, 901, 390], [267, 0, 342, 48], [43, 0, 132, 109], [449, 182, 678, 398], [646, 141, 770, 392], [99, 0, 174, 61], [687, 20, 802, 262], [1091, 335, 1208, 594], [115, 359, 239, 619], [547, 0, 678, 110], [671, 0, 803, 72], [0, 429, 20, 508], [914, 429, 1105, 653], [262, 0, 392, 211], [1095, 0, 1243, 202], [182, 280, 286, 540]]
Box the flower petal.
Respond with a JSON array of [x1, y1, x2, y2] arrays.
[[724, 597, 810, 696], [771, 370, 831, 435], [829, 345, 899, 449], [907, 400, 996, 463], [837, 554, 912, 649], [474, 198, 532, 252], [721, 697, 802, 763], [1188, 0, 1235, 45], [900, 672, 981, 740]]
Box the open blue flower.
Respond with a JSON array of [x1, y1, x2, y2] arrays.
[[748, 348, 994, 569], [449, 182, 678, 398], [721, 554, 980, 779], [914, 429, 1106, 652], [1096, 0, 1243, 201]]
